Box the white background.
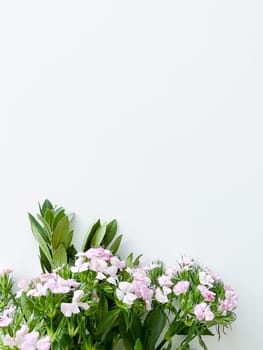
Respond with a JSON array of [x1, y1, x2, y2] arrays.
[[0, 1, 262, 349]]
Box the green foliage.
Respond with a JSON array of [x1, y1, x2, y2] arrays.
[[82, 218, 122, 254], [29, 200, 76, 272], [0, 200, 237, 350]]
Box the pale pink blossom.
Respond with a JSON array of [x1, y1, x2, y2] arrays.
[[110, 257, 126, 270], [2, 325, 50, 350], [0, 305, 16, 327], [85, 247, 112, 261], [165, 266, 178, 277], [61, 302, 80, 317], [89, 258, 108, 273], [132, 268, 151, 286], [36, 336, 50, 350], [155, 286, 171, 304], [132, 280, 153, 310], [197, 285, 215, 302], [194, 302, 214, 321], [199, 271, 214, 288], [218, 285, 237, 315], [178, 256, 194, 270], [116, 282, 137, 305], [158, 275, 172, 287], [26, 274, 80, 297], [173, 281, 190, 295], [61, 290, 89, 317], [0, 314, 12, 327], [71, 256, 89, 273]]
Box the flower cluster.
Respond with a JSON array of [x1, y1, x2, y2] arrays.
[[2, 325, 50, 350], [0, 197, 238, 350], [17, 273, 80, 297], [71, 247, 126, 284], [0, 247, 237, 350]]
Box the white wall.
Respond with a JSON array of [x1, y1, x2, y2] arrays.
[[0, 1, 262, 349]]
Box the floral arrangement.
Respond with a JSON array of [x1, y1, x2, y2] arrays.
[[0, 200, 237, 350]]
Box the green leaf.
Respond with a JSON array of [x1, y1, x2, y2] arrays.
[[134, 339, 143, 350], [41, 199, 53, 214], [44, 209, 54, 230], [165, 319, 186, 339], [64, 230, 73, 249], [134, 254, 143, 266], [20, 293, 34, 321], [130, 313, 143, 341], [97, 294, 109, 324], [103, 219, 117, 247], [52, 216, 69, 249], [82, 219, 101, 251], [91, 223, 107, 247], [28, 213, 52, 265], [198, 335, 209, 350], [126, 253, 134, 268], [37, 214, 52, 240], [53, 208, 66, 229], [53, 244, 67, 268], [143, 308, 166, 350], [178, 322, 197, 349], [28, 213, 48, 242], [96, 309, 120, 336], [119, 312, 134, 350], [66, 244, 77, 263], [109, 234, 123, 254], [39, 247, 51, 272]]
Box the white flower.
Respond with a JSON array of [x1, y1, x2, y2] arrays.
[[199, 271, 214, 288], [116, 282, 137, 305]]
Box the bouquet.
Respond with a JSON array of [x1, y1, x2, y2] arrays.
[[0, 200, 237, 350]]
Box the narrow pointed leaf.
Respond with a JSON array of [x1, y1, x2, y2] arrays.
[[82, 220, 101, 251], [103, 219, 117, 247], [53, 244, 67, 268], [52, 216, 69, 249], [96, 309, 120, 336], [110, 234, 123, 254], [41, 199, 53, 214], [143, 308, 166, 350], [91, 223, 107, 247], [134, 339, 143, 350], [28, 213, 52, 265]]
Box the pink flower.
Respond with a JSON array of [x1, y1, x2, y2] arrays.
[[26, 274, 80, 297], [0, 305, 16, 327], [199, 271, 214, 288], [60, 302, 80, 317], [178, 256, 194, 270], [61, 290, 89, 317], [132, 280, 153, 310], [89, 258, 108, 273], [165, 266, 178, 277], [110, 257, 126, 270], [116, 282, 137, 305], [36, 336, 50, 350], [155, 286, 171, 304], [0, 314, 12, 327], [71, 257, 89, 273], [2, 325, 51, 350], [218, 285, 237, 315], [197, 285, 215, 302], [173, 281, 190, 295], [194, 302, 214, 321], [85, 247, 112, 261], [158, 275, 172, 287]]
